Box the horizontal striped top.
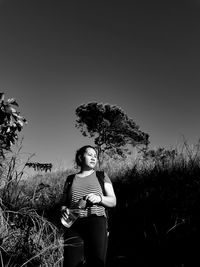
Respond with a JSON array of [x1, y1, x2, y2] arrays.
[[68, 171, 111, 218]]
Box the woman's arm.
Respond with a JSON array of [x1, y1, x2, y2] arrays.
[[100, 182, 116, 207], [86, 182, 116, 208]]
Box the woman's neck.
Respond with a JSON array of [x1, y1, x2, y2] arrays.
[[79, 168, 94, 176]]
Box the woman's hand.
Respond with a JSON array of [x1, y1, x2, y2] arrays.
[[86, 182, 117, 207], [86, 193, 102, 205], [61, 207, 70, 221], [61, 205, 67, 212]]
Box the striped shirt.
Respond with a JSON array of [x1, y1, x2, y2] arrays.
[[68, 171, 111, 218]]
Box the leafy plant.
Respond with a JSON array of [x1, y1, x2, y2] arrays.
[[0, 92, 27, 159]]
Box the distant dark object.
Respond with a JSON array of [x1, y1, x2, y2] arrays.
[[25, 162, 53, 172]]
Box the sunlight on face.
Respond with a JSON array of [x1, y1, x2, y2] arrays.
[[83, 147, 98, 169]]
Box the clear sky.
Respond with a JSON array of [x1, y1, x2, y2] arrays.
[[0, 0, 200, 170]]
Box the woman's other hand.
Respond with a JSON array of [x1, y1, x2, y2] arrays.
[[85, 193, 102, 205]]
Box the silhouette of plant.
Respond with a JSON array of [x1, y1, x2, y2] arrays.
[[0, 92, 27, 159]]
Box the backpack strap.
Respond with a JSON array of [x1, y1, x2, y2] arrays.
[[66, 174, 75, 188], [96, 171, 106, 195], [61, 174, 75, 207], [62, 171, 106, 207], [96, 171, 110, 234]]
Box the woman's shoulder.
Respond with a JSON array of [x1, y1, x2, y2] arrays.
[[66, 173, 76, 178], [96, 170, 111, 183], [64, 173, 77, 183]]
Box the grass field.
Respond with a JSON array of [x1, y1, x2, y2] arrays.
[[1, 141, 200, 266]]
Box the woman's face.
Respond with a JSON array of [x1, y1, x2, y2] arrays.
[[82, 147, 98, 169]]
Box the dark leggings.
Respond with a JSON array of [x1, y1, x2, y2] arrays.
[[63, 216, 108, 267]]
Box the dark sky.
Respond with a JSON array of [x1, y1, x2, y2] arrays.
[[0, 0, 200, 170]]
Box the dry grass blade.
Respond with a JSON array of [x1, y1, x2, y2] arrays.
[[1, 208, 64, 266]]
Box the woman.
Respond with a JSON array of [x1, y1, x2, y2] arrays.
[[61, 145, 116, 267]]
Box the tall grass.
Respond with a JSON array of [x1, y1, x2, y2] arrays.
[[0, 145, 65, 266], [0, 206, 63, 266], [106, 141, 200, 266], [1, 140, 200, 266]]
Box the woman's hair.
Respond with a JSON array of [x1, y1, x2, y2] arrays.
[[75, 145, 98, 167]]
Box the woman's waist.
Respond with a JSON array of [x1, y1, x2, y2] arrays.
[[78, 206, 106, 217]]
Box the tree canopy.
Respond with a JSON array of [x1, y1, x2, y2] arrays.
[[75, 102, 149, 157]]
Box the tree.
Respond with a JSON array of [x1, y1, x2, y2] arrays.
[[0, 92, 27, 159], [75, 102, 149, 158]]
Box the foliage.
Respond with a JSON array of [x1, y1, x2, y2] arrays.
[[0, 107, 200, 267], [100, 149, 137, 179], [0, 143, 65, 266], [0, 207, 63, 267], [108, 141, 200, 266], [25, 162, 53, 172], [138, 146, 178, 169], [75, 102, 149, 158], [0, 92, 27, 159], [0, 92, 65, 266], [0, 142, 35, 209]]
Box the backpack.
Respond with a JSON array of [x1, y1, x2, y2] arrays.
[[62, 171, 110, 230], [63, 171, 105, 204]]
